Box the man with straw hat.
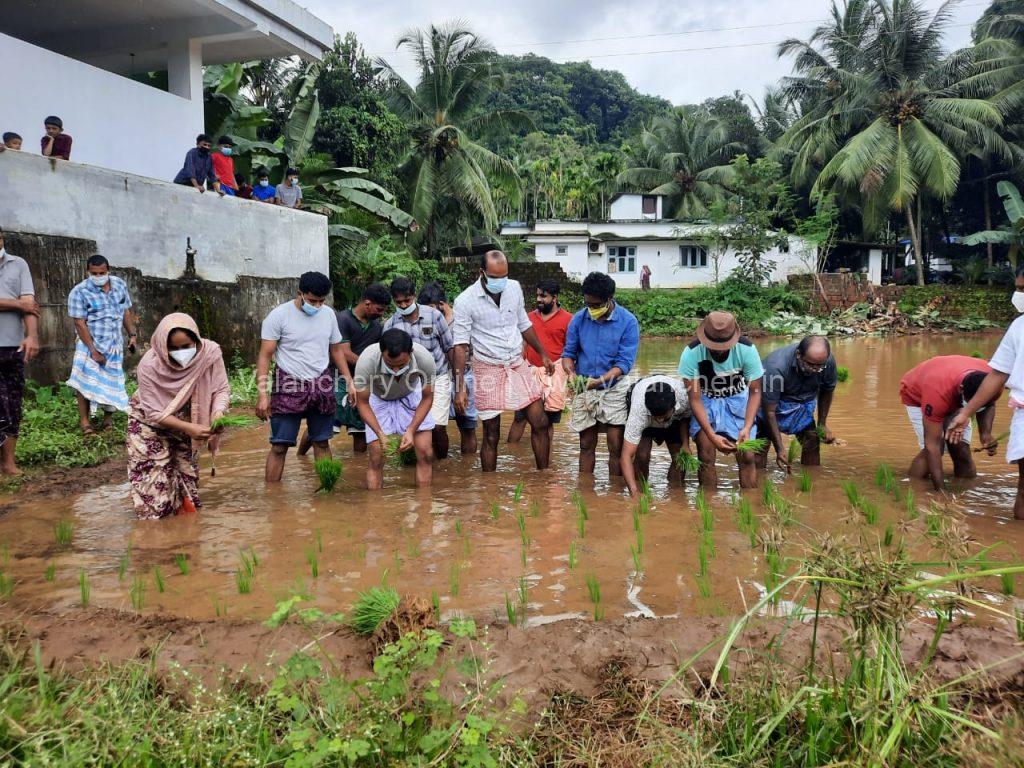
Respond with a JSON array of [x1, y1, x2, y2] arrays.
[[678, 311, 764, 488]]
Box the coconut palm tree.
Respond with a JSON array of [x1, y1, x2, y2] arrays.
[[377, 23, 526, 255], [616, 106, 741, 219]]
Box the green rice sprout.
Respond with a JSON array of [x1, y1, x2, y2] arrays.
[[696, 575, 712, 599], [44, 563, 55, 582], [836, 365, 850, 382], [513, 481, 525, 503], [1000, 572, 1015, 596], [635, 493, 650, 516], [118, 543, 132, 582], [384, 434, 417, 467], [905, 488, 918, 520], [585, 573, 603, 620], [210, 414, 259, 431], [78, 569, 90, 607], [632, 507, 642, 534], [454, 520, 463, 536], [639, 476, 652, 499], [505, 594, 518, 627], [314, 529, 323, 552], [577, 506, 587, 538], [153, 566, 165, 593], [841, 479, 861, 507], [697, 488, 713, 534], [489, 502, 500, 520], [568, 374, 589, 397], [214, 597, 227, 617], [54, 519, 73, 547], [798, 470, 812, 493], [314, 457, 342, 493], [875, 463, 897, 494], [306, 547, 319, 578], [235, 569, 251, 594], [130, 576, 145, 610], [568, 541, 578, 570], [816, 424, 828, 442], [518, 575, 528, 607], [635, 526, 645, 555], [925, 512, 942, 539], [630, 543, 641, 571], [787, 439, 801, 466], [571, 490, 588, 520], [239, 549, 257, 578], [698, 541, 709, 578], [449, 562, 461, 596], [762, 479, 793, 525], [431, 590, 440, 621], [735, 437, 769, 454], [172, 553, 189, 575], [348, 586, 400, 636], [860, 498, 879, 526], [883, 524, 894, 548], [675, 450, 701, 473], [0, 572, 13, 598], [516, 512, 530, 546]]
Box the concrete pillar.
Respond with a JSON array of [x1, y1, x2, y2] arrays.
[[167, 38, 202, 101]]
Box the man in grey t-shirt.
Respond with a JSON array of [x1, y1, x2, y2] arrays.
[[353, 329, 436, 489], [0, 230, 40, 476], [275, 168, 303, 209]]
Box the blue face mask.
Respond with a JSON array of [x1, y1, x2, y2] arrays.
[[221, 147, 232, 156], [301, 301, 320, 317], [485, 275, 507, 294], [397, 302, 417, 316]]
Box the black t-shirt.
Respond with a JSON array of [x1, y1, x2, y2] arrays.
[[336, 308, 382, 355]]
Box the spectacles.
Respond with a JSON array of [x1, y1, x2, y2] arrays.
[[798, 358, 827, 373]]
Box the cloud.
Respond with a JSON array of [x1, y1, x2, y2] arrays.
[[300, 0, 981, 105]]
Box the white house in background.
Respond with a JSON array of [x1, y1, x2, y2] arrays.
[[501, 193, 814, 289], [1, 0, 333, 181]]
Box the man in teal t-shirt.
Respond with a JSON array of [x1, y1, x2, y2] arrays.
[[678, 311, 764, 489]]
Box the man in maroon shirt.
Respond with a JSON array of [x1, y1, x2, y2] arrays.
[[508, 279, 574, 454], [41, 116, 72, 160]]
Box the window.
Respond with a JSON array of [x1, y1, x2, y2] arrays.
[[680, 245, 708, 268], [641, 196, 657, 215], [555, 245, 568, 256], [607, 246, 636, 274]]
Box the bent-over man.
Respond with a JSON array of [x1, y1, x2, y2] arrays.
[[620, 375, 692, 497]]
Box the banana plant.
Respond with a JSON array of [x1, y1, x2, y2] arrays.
[[964, 181, 1024, 269]]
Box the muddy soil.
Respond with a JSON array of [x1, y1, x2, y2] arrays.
[[0, 455, 125, 515]]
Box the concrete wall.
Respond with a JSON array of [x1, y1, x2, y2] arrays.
[[0, 149, 328, 282], [609, 195, 662, 220], [0, 31, 202, 181], [6, 230, 301, 383]]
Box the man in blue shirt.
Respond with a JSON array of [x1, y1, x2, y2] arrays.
[[172, 133, 223, 195], [561, 272, 640, 477], [251, 168, 276, 202]]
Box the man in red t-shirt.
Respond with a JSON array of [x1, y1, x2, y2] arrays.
[[899, 354, 999, 490], [508, 279, 573, 454], [211, 136, 238, 196]]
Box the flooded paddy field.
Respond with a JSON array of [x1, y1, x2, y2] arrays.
[[1, 334, 1022, 630]]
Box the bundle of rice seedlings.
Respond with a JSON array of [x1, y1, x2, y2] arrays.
[[735, 437, 769, 454], [210, 414, 259, 431], [675, 450, 701, 473], [384, 434, 417, 467], [349, 586, 401, 636], [974, 430, 1010, 453], [314, 457, 342, 493], [567, 375, 589, 397], [787, 439, 801, 466], [836, 366, 850, 382]]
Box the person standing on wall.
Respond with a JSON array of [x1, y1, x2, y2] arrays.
[[211, 136, 239, 196], [173, 134, 223, 195], [561, 272, 640, 478], [40, 116, 71, 160], [275, 168, 303, 209], [66, 255, 137, 435], [507, 279, 573, 460], [452, 249, 554, 472], [0, 229, 39, 476], [385, 277, 455, 460], [256, 272, 352, 482]]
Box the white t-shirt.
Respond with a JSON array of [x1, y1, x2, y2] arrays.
[[990, 315, 1024, 401], [623, 375, 692, 445], [261, 300, 342, 381]]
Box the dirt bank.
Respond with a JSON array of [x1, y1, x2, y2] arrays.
[[0, 455, 125, 512]]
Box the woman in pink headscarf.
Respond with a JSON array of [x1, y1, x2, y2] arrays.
[[126, 313, 230, 519]]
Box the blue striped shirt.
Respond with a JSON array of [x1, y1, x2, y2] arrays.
[[67, 276, 132, 356]]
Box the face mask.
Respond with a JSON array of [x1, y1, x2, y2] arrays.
[[1012, 291, 1024, 314], [301, 301, 320, 316], [387, 364, 410, 377], [289, 177, 299, 186], [198, 147, 210, 156], [221, 147, 232, 156], [588, 304, 610, 321], [397, 302, 417, 316], [485, 275, 507, 294], [259, 179, 269, 187], [90, 275, 109, 287], [169, 348, 197, 366]]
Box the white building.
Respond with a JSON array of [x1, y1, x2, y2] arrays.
[[501, 193, 814, 289]]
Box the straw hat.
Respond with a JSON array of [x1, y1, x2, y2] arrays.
[[696, 311, 741, 351]]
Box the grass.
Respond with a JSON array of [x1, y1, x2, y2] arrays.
[[735, 438, 769, 454], [585, 573, 604, 620], [348, 586, 400, 636], [129, 576, 145, 610], [152, 566, 165, 594], [78, 569, 90, 607], [53, 519, 73, 547], [314, 457, 342, 493]]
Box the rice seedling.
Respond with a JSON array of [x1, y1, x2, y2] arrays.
[[858, 498, 879, 526], [515, 512, 530, 547], [836, 365, 850, 382], [883, 524, 894, 548], [172, 553, 189, 575], [235, 568, 251, 594], [568, 541, 578, 570], [505, 594, 518, 627], [454, 520, 463, 536], [841, 479, 861, 507], [639, 476, 652, 499], [875, 462, 897, 494], [762, 479, 793, 525], [118, 545, 131, 581], [54, 519, 73, 547], [78, 569, 90, 607], [513, 481, 525, 503], [431, 590, 440, 621], [816, 424, 828, 442], [697, 488, 713, 534], [0, 572, 13, 598], [577, 507, 586, 538], [630, 543, 641, 571], [214, 597, 227, 617], [315, 529, 323, 553], [905, 487, 918, 520], [974, 430, 1010, 453], [239, 548, 257, 577], [571, 490, 588, 520], [520, 544, 527, 568], [306, 547, 319, 578], [489, 502, 500, 520], [449, 562, 461, 597], [787, 439, 801, 466], [926, 511, 942, 539], [210, 414, 259, 431], [585, 573, 603, 620], [44, 562, 55, 582], [634, 493, 650, 516], [1000, 572, 1015, 596], [314, 457, 342, 493], [635, 526, 644, 555], [797, 469, 812, 493], [675, 450, 701, 474], [129, 576, 145, 610], [152, 566, 165, 593], [384, 435, 417, 467], [348, 586, 400, 636], [735, 437, 769, 454], [567, 374, 588, 397], [518, 575, 528, 608], [697, 540, 709, 578]]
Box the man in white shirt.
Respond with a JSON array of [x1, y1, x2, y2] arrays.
[[620, 375, 692, 496], [452, 249, 555, 471]]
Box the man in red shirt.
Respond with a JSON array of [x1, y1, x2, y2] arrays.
[[508, 279, 573, 455], [211, 136, 238, 196], [900, 354, 999, 491]]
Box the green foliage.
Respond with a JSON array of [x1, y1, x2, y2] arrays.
[[349, 586, 400, 636], [330, 235, 461, 308], [15, 383, 125, 469]]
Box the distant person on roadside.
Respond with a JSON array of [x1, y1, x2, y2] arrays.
[[419, 281, 478, 455], [127, 313, 229, 519], [385, 276, 455, 460], [275, 168, 303, 209], [508, 279, 573, 460], [620, 375, 692, 496], [679, 311, 764, 489], [256, 271, 352, 482], [757, 335, 838, 473], [66, 255, 137, 435], [40, 116, 72, 160], [452, 249, 554, 472], [947, 270, 1024, 519], [640, 264, 652, 291], [2, 132, 22, 151], [173, 133, 223, 195], [901, 355, 998, 492], [354, 329, 436, 489], [211, 136, 238, 196], [0, 229, 40, 477], [251, 168, 276, 202], [562, 272, 640, 478]]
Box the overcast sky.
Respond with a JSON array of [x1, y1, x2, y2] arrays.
[[301, 0, 985, 107]]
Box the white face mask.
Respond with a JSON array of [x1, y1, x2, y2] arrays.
[[169, 348, 197, 367], [90, 274, 109, 287], [1012, 291, 1024, 314]]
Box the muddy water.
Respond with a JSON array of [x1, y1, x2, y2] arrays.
[[2, 334, 1022, 626]]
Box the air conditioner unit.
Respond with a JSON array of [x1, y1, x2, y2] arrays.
[[588, 240, 605, 254]]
